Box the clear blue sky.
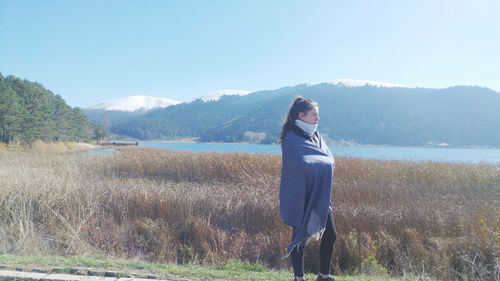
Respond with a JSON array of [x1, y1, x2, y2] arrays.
[[1, 0, 499, 107]]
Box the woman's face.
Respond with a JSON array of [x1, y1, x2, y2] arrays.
[[299, 106, 320, 124]]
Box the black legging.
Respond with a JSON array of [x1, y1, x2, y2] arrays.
[[290, 211, 337, 277]]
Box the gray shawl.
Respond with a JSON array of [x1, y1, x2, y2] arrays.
[[279, 125, 335, 257]]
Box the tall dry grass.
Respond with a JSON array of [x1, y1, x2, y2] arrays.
[[0, 146, 498, 280], [0, 140, 96, 154]]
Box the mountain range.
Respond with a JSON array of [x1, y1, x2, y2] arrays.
[[82, 79, 404, 132], [82, 80, 500, 147], [82, 90, 253, 128]]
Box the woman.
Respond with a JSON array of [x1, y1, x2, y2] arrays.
[[279, 97, 337, 281]]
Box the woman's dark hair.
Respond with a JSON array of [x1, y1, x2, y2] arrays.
[[280, 96, 318, 143]]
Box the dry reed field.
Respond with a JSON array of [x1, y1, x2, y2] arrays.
[[0, 146, 498, 280]]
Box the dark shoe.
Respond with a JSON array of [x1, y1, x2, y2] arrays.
[[316, 276, 335, 281]]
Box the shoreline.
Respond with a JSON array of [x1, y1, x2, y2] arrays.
[[119, 140, 500, 150]]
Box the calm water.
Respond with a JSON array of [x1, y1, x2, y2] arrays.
[[138, 142, 500, 164]]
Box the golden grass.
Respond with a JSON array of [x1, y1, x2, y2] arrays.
[[0, 140, 96, 154], [0, 146, 498, 280]]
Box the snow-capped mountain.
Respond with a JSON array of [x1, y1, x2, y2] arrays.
[[192, 90, 252, 102], [312, 79, 409, 88], [87, 95, 181, 112]]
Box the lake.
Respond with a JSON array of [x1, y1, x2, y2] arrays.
[[136, 142, 500, 164]]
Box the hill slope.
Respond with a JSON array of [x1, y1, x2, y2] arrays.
[[0, 74, 101, 144], [110, 84, 500, 146]]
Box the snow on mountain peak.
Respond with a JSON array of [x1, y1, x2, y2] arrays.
[[312, 79, 409, 88], [88, 95, 181, 112], [193, 90, 252, 102]]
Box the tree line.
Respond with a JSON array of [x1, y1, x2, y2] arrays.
[[0, 73, 105, 144]]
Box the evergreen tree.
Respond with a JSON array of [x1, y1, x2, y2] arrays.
[[0, 73, 104, 144]]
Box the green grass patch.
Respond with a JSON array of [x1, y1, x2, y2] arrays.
[[0, 254, 438, 281]]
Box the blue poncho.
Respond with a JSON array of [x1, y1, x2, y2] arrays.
[[279, 125, 335, 257]]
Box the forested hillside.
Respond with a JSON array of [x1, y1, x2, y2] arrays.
[[111, 87, 291, 141], [0, 74, 103, 144], [111, 84, 500, 147], [82, 108, 142, 135]]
